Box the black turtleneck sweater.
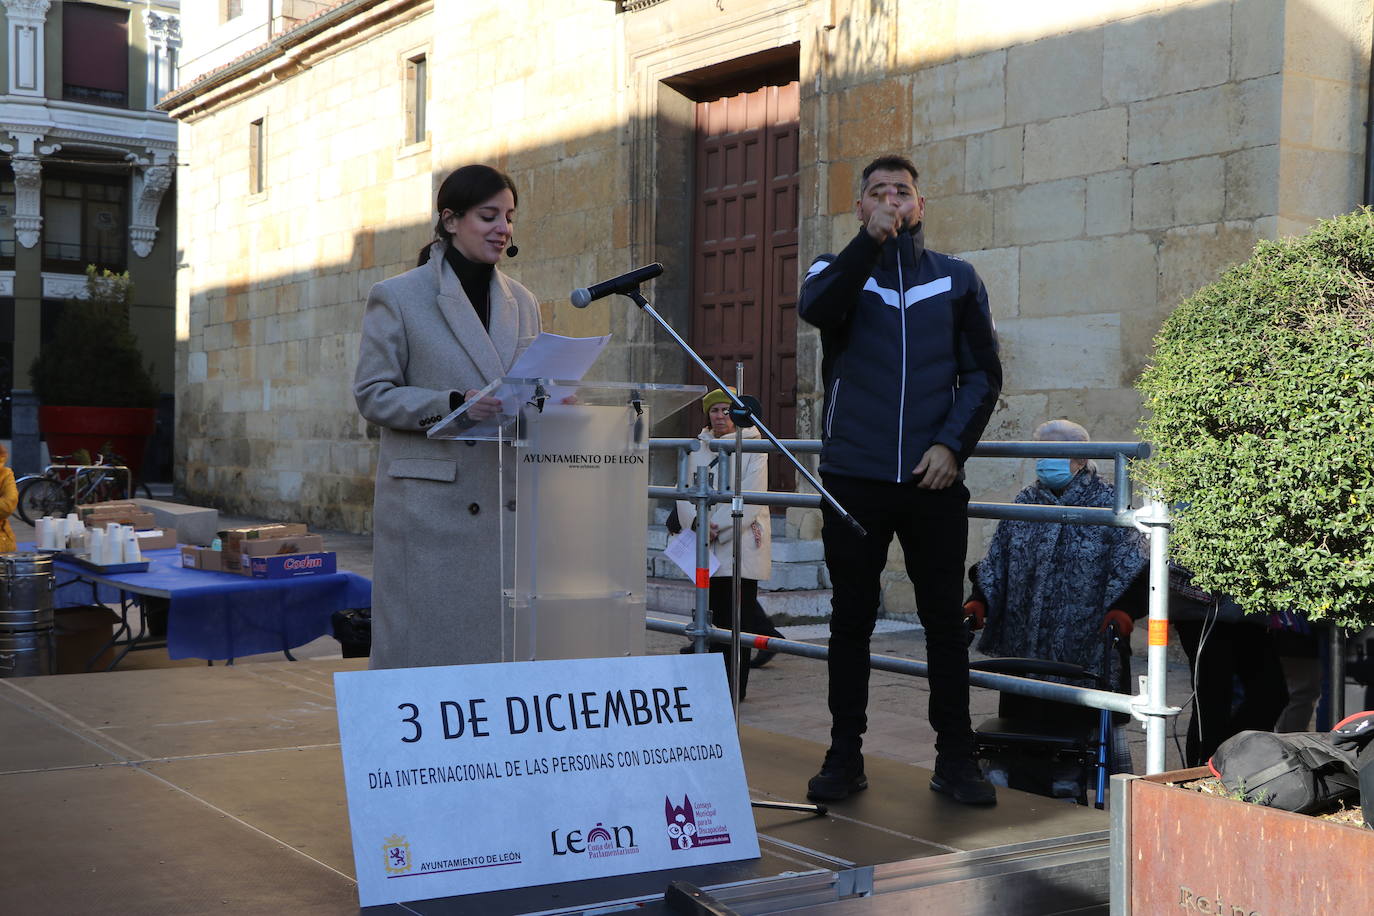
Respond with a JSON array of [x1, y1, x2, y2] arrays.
[[443, 244, 493, 330]]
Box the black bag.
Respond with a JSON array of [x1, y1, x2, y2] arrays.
[[331, 608, 371, 658], [1210, 712, 1374, 815]]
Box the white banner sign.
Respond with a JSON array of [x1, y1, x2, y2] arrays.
[[335, 654, 760, 908]]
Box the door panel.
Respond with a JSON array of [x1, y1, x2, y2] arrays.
[[691, 81, 800, 492]]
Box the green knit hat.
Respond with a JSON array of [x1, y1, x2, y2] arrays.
[[702, 388, 735, 415]]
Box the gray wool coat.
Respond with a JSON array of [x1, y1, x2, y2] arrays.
[[353, 242, 541, 669]]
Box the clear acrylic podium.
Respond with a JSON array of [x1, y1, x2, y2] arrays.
[[429, 378, 703, 661]]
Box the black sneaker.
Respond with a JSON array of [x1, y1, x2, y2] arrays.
[[929, 756, 997, 806], [806, 749, 867, 801]]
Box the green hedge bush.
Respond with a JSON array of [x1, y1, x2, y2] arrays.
[[1138, 208, 1374, 628]]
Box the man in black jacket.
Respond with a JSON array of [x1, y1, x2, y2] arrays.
[[799, 155, 1002, 805]]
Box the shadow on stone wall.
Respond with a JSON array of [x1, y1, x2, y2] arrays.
[[175, 0, 1365, 544]]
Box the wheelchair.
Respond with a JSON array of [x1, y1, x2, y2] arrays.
[[970, 626, 1127, 809]]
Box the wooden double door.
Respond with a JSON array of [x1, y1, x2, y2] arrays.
[[691, 81, 800, 491]]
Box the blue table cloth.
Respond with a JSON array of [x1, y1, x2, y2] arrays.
[[51, 546, 372, 661]]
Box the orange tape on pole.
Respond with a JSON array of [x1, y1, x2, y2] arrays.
[[1148, 618, 1169, 647], [695, 569, 710, 588], [752, 635, 770, 650]]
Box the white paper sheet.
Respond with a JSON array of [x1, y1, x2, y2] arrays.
[[507, 332, 611, 381], [664, 528, 719, 580], [426, 333, 612, 439]]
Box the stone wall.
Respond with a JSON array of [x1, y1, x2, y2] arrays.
[[166, 0, 1371, 614], [797, 0, 1370, 614]]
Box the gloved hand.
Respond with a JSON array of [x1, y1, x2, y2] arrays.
[[963, 599, 987, 631], [1099, 608, 1133, 638]]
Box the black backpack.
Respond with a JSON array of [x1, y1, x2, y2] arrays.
[[1209, 712, 1374, 817]]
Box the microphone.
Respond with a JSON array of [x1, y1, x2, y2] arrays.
[[506, 237, 519, 258], [570, 263, 663, 308]]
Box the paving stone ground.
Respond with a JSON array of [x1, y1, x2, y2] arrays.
[[19, 501, 1203, 779]]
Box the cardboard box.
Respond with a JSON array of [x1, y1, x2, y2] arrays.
[[78, 500, 139, 517], [230, 534, 325, 574], [180, 545, 224, 571], [249, 551, 336, 579], [53, 606, 119, 674], [132, 528, 178, 551], [81, 509, 157, 529], [217, 523, 309, 547]]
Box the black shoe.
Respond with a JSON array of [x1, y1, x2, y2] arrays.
[[929, 755, 997, 806], [750, 649, 777, 668], [806, 749, 867, 801]]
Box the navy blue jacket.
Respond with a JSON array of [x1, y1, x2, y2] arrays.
[[798, 225, 1002, 482]]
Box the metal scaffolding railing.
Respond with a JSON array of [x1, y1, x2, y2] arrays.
[[646, 437, 1180, 775]]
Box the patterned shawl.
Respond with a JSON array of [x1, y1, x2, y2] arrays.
[[976, 470, 1147, 680]]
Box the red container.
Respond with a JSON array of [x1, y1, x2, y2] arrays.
[[39, 405, 156, 486]]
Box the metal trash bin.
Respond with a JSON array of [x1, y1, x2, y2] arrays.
[[0, 552, 56, 678]]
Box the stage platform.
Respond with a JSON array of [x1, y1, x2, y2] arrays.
[[1, 658, 1110, 915]]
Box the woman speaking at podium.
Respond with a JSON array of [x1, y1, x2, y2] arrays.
[[354, 164, 542, 669]]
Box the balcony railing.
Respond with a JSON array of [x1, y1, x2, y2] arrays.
[[62, 84, 128, 108], [42, 240, 126, 273]]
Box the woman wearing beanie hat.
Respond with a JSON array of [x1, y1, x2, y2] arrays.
[[675, 390, 785, 698]]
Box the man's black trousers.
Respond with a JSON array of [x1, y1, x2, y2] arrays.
[[820, 473, 974, 758]]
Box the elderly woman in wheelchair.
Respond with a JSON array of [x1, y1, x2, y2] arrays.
[[963, 419, 1148, 807]]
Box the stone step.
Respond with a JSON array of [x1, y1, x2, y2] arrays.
[[646, 577, 833, 620], [645, 525, 829, 591], [133, 498, 220, 546]]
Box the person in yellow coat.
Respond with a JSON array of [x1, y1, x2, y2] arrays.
[[0, 444, 17, 552]]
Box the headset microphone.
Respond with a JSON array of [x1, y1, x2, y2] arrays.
[[506, 238, 519, 258]]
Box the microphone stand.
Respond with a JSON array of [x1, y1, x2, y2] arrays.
[[625, 289, 865, 537], [621, 285, 855, 817]]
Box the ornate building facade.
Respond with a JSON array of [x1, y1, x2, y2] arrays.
[[0, 0, 179, 452]]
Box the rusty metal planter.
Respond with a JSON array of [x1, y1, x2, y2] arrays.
[[1111, 767, 1373, 915]]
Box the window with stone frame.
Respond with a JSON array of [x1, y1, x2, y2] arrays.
[[0, 170, 15, 269], [62, 3, 130, 108], [249, 119, 266, 194], [223, 0, 244, 22], [41, 171, 128, 273], [405, 55, 428, 145]]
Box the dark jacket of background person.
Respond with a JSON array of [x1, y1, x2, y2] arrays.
[[1168, 575, 1289, 764], [353, 241, 540, 669], [975, 469, 1147, 683], [797, 224, 1001, 482]]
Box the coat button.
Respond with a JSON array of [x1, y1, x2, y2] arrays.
[[505, 500, 516, 512], [468, 503, 480, 515]]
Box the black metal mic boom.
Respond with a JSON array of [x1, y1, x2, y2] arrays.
[[570, 263, 664, 308]]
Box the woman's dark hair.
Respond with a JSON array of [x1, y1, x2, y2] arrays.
[[418, 165, 518, 265]]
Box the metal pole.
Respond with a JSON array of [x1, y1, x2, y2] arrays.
[[1114, 453, 1129, 515], [645, 616, 1144, 715], [1138, 497, 1174, 774], [692, 465, 712, 654], [1330, 625, 1347, 724], [730, 364, 745, 718]]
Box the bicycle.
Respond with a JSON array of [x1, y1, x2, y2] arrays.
[[14, 450, 154, 525]]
